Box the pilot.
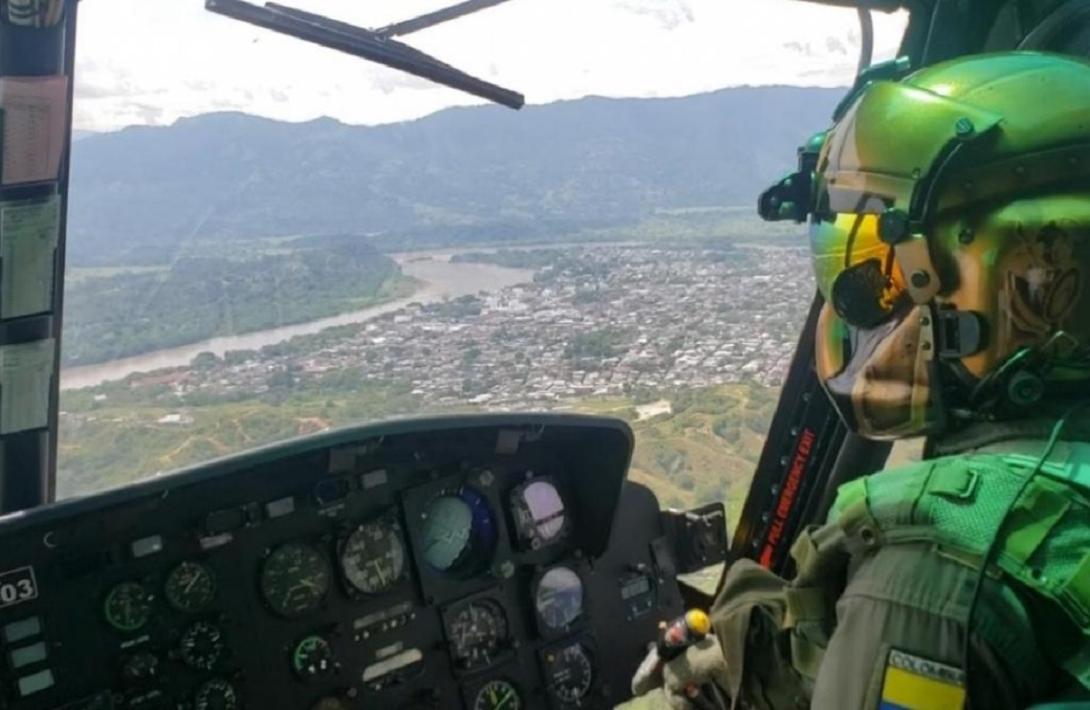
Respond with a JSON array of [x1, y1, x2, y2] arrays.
[[633, 51, 1090, 709]]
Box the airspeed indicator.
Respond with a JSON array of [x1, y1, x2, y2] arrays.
[[104, 581, 154, 633], [165, 560, 216, 613], [260, 542, 331, 618], [339, 520, 406, 594]]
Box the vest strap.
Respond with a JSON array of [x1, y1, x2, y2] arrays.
[[1059, 551, 1090, 631], [998, 478, 1071, 571]]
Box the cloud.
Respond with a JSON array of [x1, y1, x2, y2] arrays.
[[613, 0, 695, 30], [71, 0, 909, 131], [782, 40, 812, 56], [369, 68, 445, 95], [130, 102, 165, 125], [825, 36, 849, 56]]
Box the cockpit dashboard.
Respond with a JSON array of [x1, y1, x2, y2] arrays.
[[0, 414, 690, 710]]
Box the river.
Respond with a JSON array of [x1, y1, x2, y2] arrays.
[[60, 254, 534, 391]]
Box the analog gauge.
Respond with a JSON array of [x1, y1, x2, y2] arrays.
[[420, 487, 496, 575], [511, 479, 569, 549], [260, 541, 331, 618], [178, 621, 226, 671], [165, 560, 217, 613], [473, 679, 522, 710], [534, 566, 584, 632], [339, 520, 406, 594], [447, 599, 508, 669], [193, 678, 239, 710], [544, 643, 593, 705], [121, 651, 160, 683], [103, 581, 154, 632], [292, 634, 336, 679]]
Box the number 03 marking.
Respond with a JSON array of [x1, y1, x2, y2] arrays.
[[0, 567, 38, 609]]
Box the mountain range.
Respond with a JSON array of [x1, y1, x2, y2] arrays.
[[68, 86, 844, 265]]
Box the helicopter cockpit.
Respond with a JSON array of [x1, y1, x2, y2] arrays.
[[0, 413, 718, 709], [0, 1, 1086, 709]]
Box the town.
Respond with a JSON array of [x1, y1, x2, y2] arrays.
[[117, 244, 813, 411]]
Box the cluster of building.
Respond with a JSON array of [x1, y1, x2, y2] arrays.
[[130, 245, 814, 408]]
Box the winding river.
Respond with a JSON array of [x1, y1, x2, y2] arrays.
[[60, 254, 534, 391]]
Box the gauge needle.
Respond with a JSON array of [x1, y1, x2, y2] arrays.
[[369, 560, 388, 585], [493, 687, 515, 709]]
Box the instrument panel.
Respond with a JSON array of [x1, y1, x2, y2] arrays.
[[0, 414, 684, 709]]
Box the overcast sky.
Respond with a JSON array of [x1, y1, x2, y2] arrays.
[[73, 0, 907, 132]]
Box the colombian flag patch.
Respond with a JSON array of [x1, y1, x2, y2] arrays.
[[878, 649, 966, 710]]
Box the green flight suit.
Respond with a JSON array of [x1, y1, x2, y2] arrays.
[[706, 429, 1090, 709]]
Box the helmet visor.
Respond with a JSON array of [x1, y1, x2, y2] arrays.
[[810, 213, 908, 328]]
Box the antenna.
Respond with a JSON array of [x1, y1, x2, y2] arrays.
[[205, 0, 525, 109]]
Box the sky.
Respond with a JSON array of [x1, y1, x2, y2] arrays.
[[73, 0, 908, 133]]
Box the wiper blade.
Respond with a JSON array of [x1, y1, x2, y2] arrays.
[[205, 0, 525, 110]]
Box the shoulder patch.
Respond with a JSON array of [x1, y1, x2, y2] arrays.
[[878, 648, 965, 710]]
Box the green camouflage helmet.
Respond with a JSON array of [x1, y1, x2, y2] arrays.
[[808, 52, 1090, 439]]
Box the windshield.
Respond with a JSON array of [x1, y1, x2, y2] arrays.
[[58, 0, 909, 545]]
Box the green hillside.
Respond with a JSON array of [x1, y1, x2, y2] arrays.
[[67, 87, 842, 265], [58, 381, 777, 518], [62, 236, 413, 366], [572, 385, 777, 527]]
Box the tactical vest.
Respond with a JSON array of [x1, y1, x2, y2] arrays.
[[787, 442, 1090, 689]]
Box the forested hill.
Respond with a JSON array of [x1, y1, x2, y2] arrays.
[[68, 86, 843, 265]]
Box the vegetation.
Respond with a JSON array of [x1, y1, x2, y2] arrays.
[[57, 376, 427, 498], [565, 328, 627, 363], [62, 237, 413, 366], [58, 379, 777, 528], [574, 385, 775, 528], [68, 88, 842, 265]]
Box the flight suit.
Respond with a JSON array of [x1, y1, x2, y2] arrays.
[[697, 432, 1090, 709]]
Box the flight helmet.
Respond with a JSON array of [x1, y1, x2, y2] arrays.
[[796, 53, 1090, 439]]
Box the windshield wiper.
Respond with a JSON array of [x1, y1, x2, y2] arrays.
[[205, 0, 525, 110]]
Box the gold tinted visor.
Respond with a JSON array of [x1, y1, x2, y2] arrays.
[[810, 214, 908, 327]]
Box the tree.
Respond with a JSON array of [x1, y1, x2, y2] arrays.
[[191, 351, 220, 369]]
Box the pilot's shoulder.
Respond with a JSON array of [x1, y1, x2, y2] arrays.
[[825, 451, 1020, 524]]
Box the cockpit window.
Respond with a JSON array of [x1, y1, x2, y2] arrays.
[[58, 1, 909, 547]]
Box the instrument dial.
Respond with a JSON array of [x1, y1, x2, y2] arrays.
[[179, 621, 226, 671], [260, 542, 331, 618], [339, 520, 406, 594], [104, 581, 154, 633], [422, 495, 473, 571], [165, 560, 216, 613], [447, 599, 508, 669], [193, 678, 239, 710], [292, 634, 336, 679], [511, 479, 569, 549], [544, 643, 593, 705], [534, 566, 584, 632], [473, 679, 522, 710], [420, 487, 496, 575], [121, 651, 160, 683]]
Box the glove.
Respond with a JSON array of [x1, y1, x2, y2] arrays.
[[631, 642, 665, 697], [631, 637, 731, 710]]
